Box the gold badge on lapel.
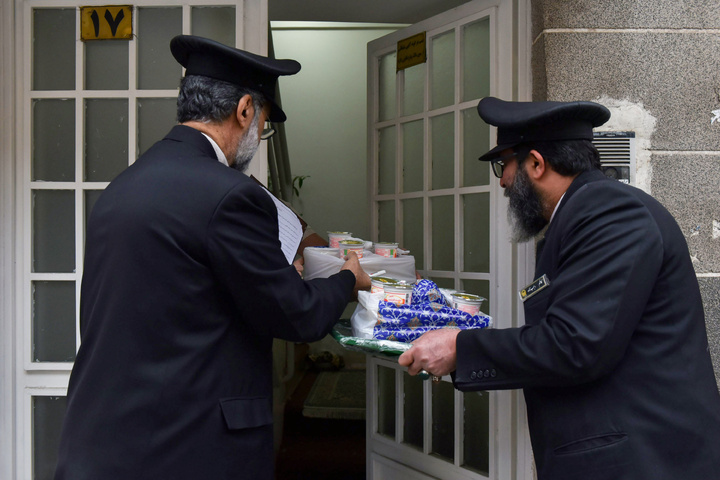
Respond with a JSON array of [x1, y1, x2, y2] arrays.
[[519, 274, 550, 302]]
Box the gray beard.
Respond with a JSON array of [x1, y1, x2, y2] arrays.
[[232, 113, 261, 173], [505, 165, 548, 243]]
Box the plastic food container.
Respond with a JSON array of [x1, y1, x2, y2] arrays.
[[374, 242, 399, 258], [339, 239, 365, 258], [304, 246, 340, 256], [370, 276, 399, 294], [383, 283, 413, 306], [451, 293, 485, 316], [327, 231, 352, 248]]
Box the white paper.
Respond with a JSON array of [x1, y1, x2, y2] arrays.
[[262, 190, 303, 264]]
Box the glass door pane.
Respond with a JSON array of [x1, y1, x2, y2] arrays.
[[33, 396, 68, 479], [462, 18, 491, 103], [32, 281, 76, 362], [402, 120, 424, 193], [402, 63, 425, 116], [32, 99, 75, 182], [431, 31, 455, 110], [137, 7, 183, 89], [85, 99, 129, 182], [463, 391, 490, 475], [403, 372, 424, 450], [431, 113, 455, 190], [85, 41, 129, 90], [33, 8, 75, 91], [191, 6, 236, 45], [431, 381, 455, 462]]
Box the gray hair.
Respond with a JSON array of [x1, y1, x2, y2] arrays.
[[176, 75, 265, 124]]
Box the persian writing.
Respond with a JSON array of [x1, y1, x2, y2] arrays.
[[397, 32, 426, 71]]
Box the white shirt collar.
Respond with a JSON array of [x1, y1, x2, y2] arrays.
[[200, 132, 229, 166], [548, 192, 566, 225]]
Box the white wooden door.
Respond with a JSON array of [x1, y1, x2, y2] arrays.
[[4, 2, 268, 478], [365, 1, 533, 478]]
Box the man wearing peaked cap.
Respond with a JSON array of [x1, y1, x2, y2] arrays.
[[400, 97, 720, 479], [54, 35, 370, 480]]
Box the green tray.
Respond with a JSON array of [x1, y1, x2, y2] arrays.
[[330, 319, 412, 357]]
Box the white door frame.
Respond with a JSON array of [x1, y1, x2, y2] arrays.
[[1, 0, 18, 477]]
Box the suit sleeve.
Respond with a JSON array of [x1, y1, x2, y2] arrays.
[[206, 180, 355, 342], [454, 184, 664, 390]]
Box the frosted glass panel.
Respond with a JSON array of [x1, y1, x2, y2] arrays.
[[32, 99, 75, 182], [429, 276, 455, 289], [32, 281, 76, 362], [378, 201, 395, 244], [85, 99, 128, 182], [432, 196, 454, 271], [463, 391, 490, 475], [85, 190, 103, 231], [377, 365, 396, 438], [462, 18, 491, 102], [33, 191, 75, 273], [402, 120, 424, 193], [33, 396, 68, 479], [379, 52, 397, 121], [137, 7, 183, 90], [138, 98, 177, 155], [403, 372, 424, 450], [192, 6, 235, 46], [402, 63, 425, 116], [462, 107, 490, 187], [85, 40, 128, 90], [402, 198, 424, 270], [431, 31, 455, 109], [431, 380, 455, 461], [33, 8, 75, 91], [431, 113, 454, 190], [378, 126, 396, 195], [463, 193, 490, 272], [461, 279, 490, 314]]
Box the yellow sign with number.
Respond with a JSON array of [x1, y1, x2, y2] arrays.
[[81, 6, 133, 41]]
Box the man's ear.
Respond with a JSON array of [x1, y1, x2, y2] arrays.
[[235, 94, 254, 129], [526, 149, 546, 180]]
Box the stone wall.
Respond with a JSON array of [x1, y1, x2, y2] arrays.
[[531, 0, 720, 384]]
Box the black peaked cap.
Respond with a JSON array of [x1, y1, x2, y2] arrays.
[[476, 97, 611, 161], [171, 35, 301, 122]]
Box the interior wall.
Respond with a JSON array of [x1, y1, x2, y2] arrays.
[[270, 23, 401, 244]]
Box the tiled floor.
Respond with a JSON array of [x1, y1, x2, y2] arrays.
[[275, 370, 366, 480]]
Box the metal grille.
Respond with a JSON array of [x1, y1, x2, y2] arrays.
[[593, 131, 635, 184]]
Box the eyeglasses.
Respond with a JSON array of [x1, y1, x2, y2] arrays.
[[488, 151, 520, 179], [261, 123, 275, 140]]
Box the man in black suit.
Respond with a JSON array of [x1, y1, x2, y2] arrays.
[[399, 97, 720, 479], [54, 35, 370, 480]]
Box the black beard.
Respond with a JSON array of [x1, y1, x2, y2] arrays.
[[505, 166, 548, 243]]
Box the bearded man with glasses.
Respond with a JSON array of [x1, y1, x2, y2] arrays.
[[400, 97, 720, 480]]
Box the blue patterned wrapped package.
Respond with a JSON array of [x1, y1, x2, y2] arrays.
[[411, 279, 447, 306], [373, 300, 491, 342]]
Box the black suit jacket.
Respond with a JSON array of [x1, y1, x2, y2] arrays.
[[54, 126, 355, 480], [454, 170, 720, 479]]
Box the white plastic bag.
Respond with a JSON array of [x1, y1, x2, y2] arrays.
[[303, 247, 417, 283], [350, 290, 384, 338]]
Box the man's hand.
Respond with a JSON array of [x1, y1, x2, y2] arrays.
[[340, 251, 371, 300], [292, 256, 304, 276], [398, 328, 460, 377]]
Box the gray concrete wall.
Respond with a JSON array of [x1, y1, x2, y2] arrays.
[[531, 0, 720, 385]]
